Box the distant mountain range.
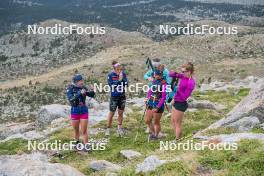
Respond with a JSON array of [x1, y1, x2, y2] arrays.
[[0, 0, 263, 35]]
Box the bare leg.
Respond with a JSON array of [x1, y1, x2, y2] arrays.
[[117, 109, 124, 129], [80, 119, 88, 144], [71, 120, 80, 141], [172, 107, 184, 139], [145, 110, 154, 134], [153, 112, 162, 136], [107, 111, 115, 128]]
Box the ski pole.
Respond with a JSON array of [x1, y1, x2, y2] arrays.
[[134, 103, 147, 142]]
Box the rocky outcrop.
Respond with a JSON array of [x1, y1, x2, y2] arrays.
[[0, 122, 35, 140], [202, 78, 264, 132], [89, 160, 121, 171], [225, 116, 260, 131], [197, 133, 264, 143], [136, 155, 166, 174], [36, 104, 70, 129], [120, 150, 142, 160], [1, 130, 44, 142], [0, 152, 84, 176]]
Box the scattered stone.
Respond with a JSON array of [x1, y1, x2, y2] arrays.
[[89, 160, 121, 171], [136, 155, 166, 173], [0, 152, 85, 176], [187, 108, 198, 112], [120, 150, 142, 160], [164, 113, 171, 118]]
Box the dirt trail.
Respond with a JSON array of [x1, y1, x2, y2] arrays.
[[0, 44, 150, 90]]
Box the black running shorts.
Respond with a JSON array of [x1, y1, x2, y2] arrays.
[[173, 101, 188, 112], [109, 96, 126, 112]]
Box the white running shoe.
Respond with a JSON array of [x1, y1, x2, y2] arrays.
[[117, 128, 125, 137], [145, 127, 150, 134], [105, 128, 110, 136], [157, 132, 167, 139]]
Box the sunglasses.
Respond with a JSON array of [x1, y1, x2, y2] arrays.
[[181, 69, 188, 73]]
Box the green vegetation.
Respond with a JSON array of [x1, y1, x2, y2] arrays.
[[198, 139, 264, 176], [151, 161, 193, 176], [0, 55, 8, 62], [1, 88, 261, 175], [0, 138, 30, 155], [203, 127, 238, 136]]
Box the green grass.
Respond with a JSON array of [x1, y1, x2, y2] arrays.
[[0, 138, 30, 155], [251, 127, 264, 134], [203, 127, 238, 136], [198, 139, 264, 176], [150, 161, 193, 176]]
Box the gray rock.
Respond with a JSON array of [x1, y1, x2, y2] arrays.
[[127, 97, 145, 108], [0, 122, 35, 140], [120, 150, 142, 160], [136, 155, 166, 173], [202, 78, 264, 132], [226, 116, 260, 131], [0, 152, 84, 176], [36, 104, 70, 129], [88, 99, 131, 125], [260, 123, 264, 130], [188, 99, 225, 111], [1, 130, 44, 142], [208, 133, 264, 143], [89, 160, 121, 171], [199, 76, 259, 92]]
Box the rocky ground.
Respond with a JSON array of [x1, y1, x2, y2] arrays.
[[0, 76, 264, 175], [0, 19, 264, 175]]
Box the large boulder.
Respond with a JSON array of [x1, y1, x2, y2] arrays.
[[202, 78, 264, 132], [0, 153, 84, 176], [36, 104, 70, 129]]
